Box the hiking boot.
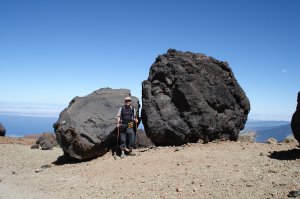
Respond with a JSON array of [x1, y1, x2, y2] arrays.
[[120, 153, 126, 158]]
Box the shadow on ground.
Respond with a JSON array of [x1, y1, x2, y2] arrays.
[[52, 155, 95, 165], [269, 148, 300, 160]]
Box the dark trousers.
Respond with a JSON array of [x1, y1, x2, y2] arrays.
[[119, 127, 135, 150]]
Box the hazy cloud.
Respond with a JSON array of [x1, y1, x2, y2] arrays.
[[0, 101, 66, 117], [248, 113, 291, 121]]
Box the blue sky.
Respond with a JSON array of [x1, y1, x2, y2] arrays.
[[0, 0, 299, 120]]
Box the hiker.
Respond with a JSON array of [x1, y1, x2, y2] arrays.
[[116, 96, 138, 158]]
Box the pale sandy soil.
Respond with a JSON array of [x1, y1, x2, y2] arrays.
[[0, 137, 300, 199]]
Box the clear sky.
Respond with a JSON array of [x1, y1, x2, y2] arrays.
[[0, 0, 299, 120]]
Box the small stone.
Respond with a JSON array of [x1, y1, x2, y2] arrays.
[[197, 139, 204, 144], [259, 152, 264, 156], [35, 169, 43, 173], [279, 183, 287, 186], [11, 171, 16, 175], [174, 148, 180, 152], [288, 190, 300, 197], [41, 164, 51, 169], [267, 138, 277, 144], [176, 186, 182, 192]]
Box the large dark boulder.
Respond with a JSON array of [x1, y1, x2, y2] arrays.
[[0, 123, 6, 136], [53, 88, 139, 160], [291, 92, 300, 144], [142, 49, 250, 146]]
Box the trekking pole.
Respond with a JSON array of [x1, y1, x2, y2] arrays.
[[136, 121, 140, 156], [114, 125, 120, 160]]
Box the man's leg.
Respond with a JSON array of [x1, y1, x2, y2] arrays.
[[126, 128, 135, 154], [119, 130, 127, 158]]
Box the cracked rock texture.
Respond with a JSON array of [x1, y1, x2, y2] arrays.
[[142, 49, 250, 145]]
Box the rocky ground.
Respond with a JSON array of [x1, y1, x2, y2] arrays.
[[0, 137, 300, 199]]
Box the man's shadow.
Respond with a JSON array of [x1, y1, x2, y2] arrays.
[[268, 147, 300, 160]]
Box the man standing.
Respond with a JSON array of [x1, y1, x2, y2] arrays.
[[117, 96, 138, 158]]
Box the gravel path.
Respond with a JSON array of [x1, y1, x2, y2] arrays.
[[0, 139, 300, 199]]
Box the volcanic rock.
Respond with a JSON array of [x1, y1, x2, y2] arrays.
[[33, 133, 57, 150], [30, 133, 55, 150], [53, 88, 139, 160], [134, 129, 155, 148], [291, 92, 300, 144], [0, 123, 6, 137], [142, 49, 250, 146], [36, 133, 56, 144]]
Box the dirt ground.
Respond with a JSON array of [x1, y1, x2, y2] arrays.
[[0, 137, 300, 199]]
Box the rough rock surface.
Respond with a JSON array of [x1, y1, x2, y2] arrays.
[[54, 88, 139, 160], [0, 123, 6, 137], [31, 133, 57, 150], [36, 133, 56, 145], [291, 92, 300, 144], [39, 140, 53, 150], [142, 49, 250, 146], [134, 129, 155, 148]]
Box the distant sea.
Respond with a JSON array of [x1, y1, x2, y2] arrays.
[[0, 115, 57, 137], [243, 120, 292, 142]]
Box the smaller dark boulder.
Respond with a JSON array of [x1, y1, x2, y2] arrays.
[[36, 133, 56, 150], [134, 129, 155, 148], [40, 140, 53, 150], [0, 123, 6, 136], [291, 92, 300, 144]]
